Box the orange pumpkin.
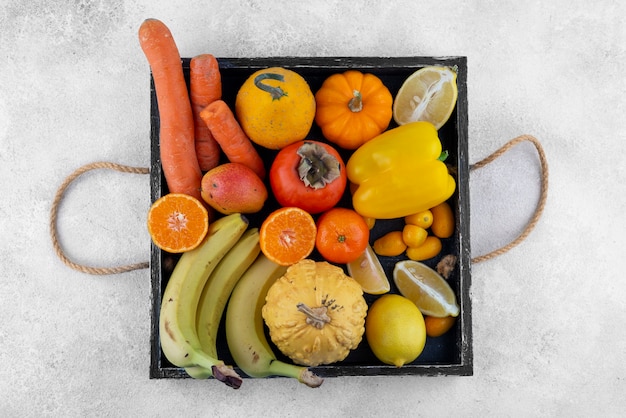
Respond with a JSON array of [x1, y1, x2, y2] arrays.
[[314, 71, 393, 150]]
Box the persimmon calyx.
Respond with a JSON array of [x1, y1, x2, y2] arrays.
[[296, 141, 341, 189]]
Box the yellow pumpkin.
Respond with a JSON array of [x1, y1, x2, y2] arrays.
[[262, 259, 368, 366], [314, 70, 393, 150], [235, 67, 316, 150]]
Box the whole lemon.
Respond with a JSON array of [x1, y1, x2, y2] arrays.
[[235, 67, 315, 150], [365, 294, 426, 367]]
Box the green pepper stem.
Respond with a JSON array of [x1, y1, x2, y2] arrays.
[[254, 73, 288, 100], [438, 150, 449, 162]]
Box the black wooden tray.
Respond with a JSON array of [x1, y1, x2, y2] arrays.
[[149, 56, 472, 379]]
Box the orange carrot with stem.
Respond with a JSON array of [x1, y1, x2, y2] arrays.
[[200, 100, 266, 179], [138, 18, 203, 202], [190, 54, 222, 171]]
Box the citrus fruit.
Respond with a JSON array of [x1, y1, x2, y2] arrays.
[[404, 209, 433, 229], [346, 244, 390, 295], [424, 315, 456, 338], [430, 201, 455, 238], [235, 67, 315, 150], [146, 193, 209, 253], [393, 260, 460, 317], [372, 231, 407, 257], [259, 207, 317, 266], [365, 294, 426, 367], [402, 224, 428, 248], [315, 207, 370, 264], [392, 66, 458, 129], [405, 236, 442, 261]]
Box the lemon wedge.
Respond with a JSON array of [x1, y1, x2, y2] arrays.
[[393, 260, 460, 317], [392, 66, 458, 129], [346, 244, 391, 295]]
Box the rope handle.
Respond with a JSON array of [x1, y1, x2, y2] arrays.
[[48, 135, 548, 275]]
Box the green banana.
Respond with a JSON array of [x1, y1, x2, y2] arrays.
[[225, 253, 324, 388], [185, 227, 261, 379], [158, 213, 248, 388]]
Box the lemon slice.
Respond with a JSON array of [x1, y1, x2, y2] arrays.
[[393, 260, 460, 317], [392, 66, 458, 129], [346, 244, 391, 295]]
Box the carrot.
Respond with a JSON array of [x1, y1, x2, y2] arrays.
[[138, 19, 203, 202], [199, 100, 266, 179], [190, 54, 222, 171]]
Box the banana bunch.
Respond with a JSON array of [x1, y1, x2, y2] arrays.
[[225, 253, 324, 388], [158, 213, 248, 389], [159, 212, 323, 388]]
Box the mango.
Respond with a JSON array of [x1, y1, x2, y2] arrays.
[[201, 163, 268, 214]]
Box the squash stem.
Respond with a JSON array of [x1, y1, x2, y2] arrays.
[[254, 73, 288, 100], [297, 302, 331, 329], [348, 90, 363, 112]]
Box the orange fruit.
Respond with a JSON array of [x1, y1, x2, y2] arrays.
[[147, 193, 209, 253], [315, 207, 370, 264], [259, 207, 317, 266], [235, 67, 316, 150], [373, 231, 407, 257], [404, 209, 433, 229], [430, 201, 455, 238], [424, 315, 456, 338], [405, 236, 442, 261]]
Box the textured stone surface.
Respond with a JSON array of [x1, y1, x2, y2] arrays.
[[1, 1, 625, 416]]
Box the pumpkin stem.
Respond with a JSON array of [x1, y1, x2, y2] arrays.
[[297, 302, 331, 329], [254, 73, 288, 100], [296, 142, 341, 190], [348, 89, 363, 112]]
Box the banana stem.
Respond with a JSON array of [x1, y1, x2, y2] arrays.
[[266, 360, 324, 388]]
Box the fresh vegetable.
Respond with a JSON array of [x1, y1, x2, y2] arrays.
[[315, 207, 369, 264], [190, 54, 222, 171], [430, 201, 455, 238], [262, 259, 368, 367], [259, 207, 317, 266], [314, 70, 392, 150], [235, 67, 316, 150], [424, 315, 456, 338], [346, 121, 456, 219], [365, 294, 426, 367], [146, 193, 209, 254], [269, 140, 347, 214], [373, 231, 407, 257], [405, 236, 442, 261], [138, 19, 203, 202], [200, 163, 267, 214], [199, 100, 266, 180]]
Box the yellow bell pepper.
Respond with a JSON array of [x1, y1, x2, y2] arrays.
[[346, 121, 456, 219]]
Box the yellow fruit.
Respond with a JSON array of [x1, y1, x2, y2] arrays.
[[365, 294, 426, 367], [406, 236, 442, 261], [373, 231, 407, 257], [346, 244, 390, 295], [235, 67, 315, 150], [392, 66, 458, 129], [393, 260, 460, 317], [404, 210, 433, 229], [402, 224, 428, 248]]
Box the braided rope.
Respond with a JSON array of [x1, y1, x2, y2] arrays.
[[470, 134, 549, 263], [49, 162, 150, 275], [48, 135, 548, 274]]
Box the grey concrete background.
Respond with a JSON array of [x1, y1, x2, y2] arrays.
[[2, 0, 625, 416]]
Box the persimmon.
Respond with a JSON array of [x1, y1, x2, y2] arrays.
[[315, 208, 369, 264]]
